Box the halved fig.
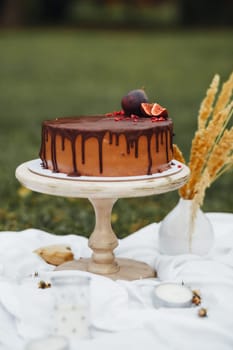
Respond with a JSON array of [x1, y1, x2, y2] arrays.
[[141, 102, 154, 116], [151, 103, 168, 118]]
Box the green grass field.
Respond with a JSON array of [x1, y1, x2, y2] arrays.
[[0, 29, 232, 238]]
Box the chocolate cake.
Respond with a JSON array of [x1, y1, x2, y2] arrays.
[[39, 90, 174, 177]]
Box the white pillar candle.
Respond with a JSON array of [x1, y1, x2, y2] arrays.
[[154, 283, 193, 308], [26, 336, 69, 350]]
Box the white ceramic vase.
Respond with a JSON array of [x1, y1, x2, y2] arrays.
[[158, 198, 214, 255]]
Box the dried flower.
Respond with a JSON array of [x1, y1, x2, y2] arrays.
[[198, 307, 208, 317], [192, 289, 201, 297], [192, 289, 202, 305], [34, 244, 74, 266], [38, 280, 51, 289], [192, 295, 201, 306], [174, 72, 233, 211]]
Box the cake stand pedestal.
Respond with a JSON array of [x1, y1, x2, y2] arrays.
[[16, 160, 189, 280]]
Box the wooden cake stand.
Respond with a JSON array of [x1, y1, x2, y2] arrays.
[[16, 159, 189, 281]]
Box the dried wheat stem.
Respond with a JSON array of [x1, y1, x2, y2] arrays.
[[213, 156, 233, 181], [207, 126, 233, 183], [185, 129, 211, 198], [173, 144, 186, 164], [193, 169, 211, 210], [198, 74, 220, 130], [213, 72, 233, 115], [207, 101, 233, 147], [179, 71, 233, 203]]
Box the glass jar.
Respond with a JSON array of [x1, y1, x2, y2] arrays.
[[50, 274, 91, 339]]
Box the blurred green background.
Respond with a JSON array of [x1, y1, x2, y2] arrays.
[[0, 0, 232, 238]]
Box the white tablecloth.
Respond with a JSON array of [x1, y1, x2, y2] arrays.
[[0, 213, 233, 350]]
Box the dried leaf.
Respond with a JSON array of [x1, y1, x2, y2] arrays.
[[34, 244, 74, 266]]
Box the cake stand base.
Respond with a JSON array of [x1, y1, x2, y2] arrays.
[[55, 257, 156, 281]]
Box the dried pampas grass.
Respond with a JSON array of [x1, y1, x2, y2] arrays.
[[175, 71, 233, 210]]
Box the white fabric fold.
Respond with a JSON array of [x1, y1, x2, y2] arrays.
[[0, 213, 232, 350]]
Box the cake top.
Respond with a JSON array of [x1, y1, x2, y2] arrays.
[[43, 88, 170, 130], [43, 115, 172, 132]]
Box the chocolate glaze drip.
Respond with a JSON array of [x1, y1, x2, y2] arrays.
[[61, 135, 65, 151], [39, 116, 173, 176], [40, 128, 48, 169], [51, 132, 58, 172], [146, 133, 153, 175]]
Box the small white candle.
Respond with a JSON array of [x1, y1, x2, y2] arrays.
[[26, 336, 69, 350], [154, 283, 193, 308]]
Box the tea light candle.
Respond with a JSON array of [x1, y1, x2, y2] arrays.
[[154, 283, 193, 308], [26, 336, 69, 350]]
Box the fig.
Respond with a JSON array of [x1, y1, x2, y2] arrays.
[[141, 102, 154, 116], [151, 103, 168, 118], [121, 89, 148, 116], [141, 102, 168, 118]]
